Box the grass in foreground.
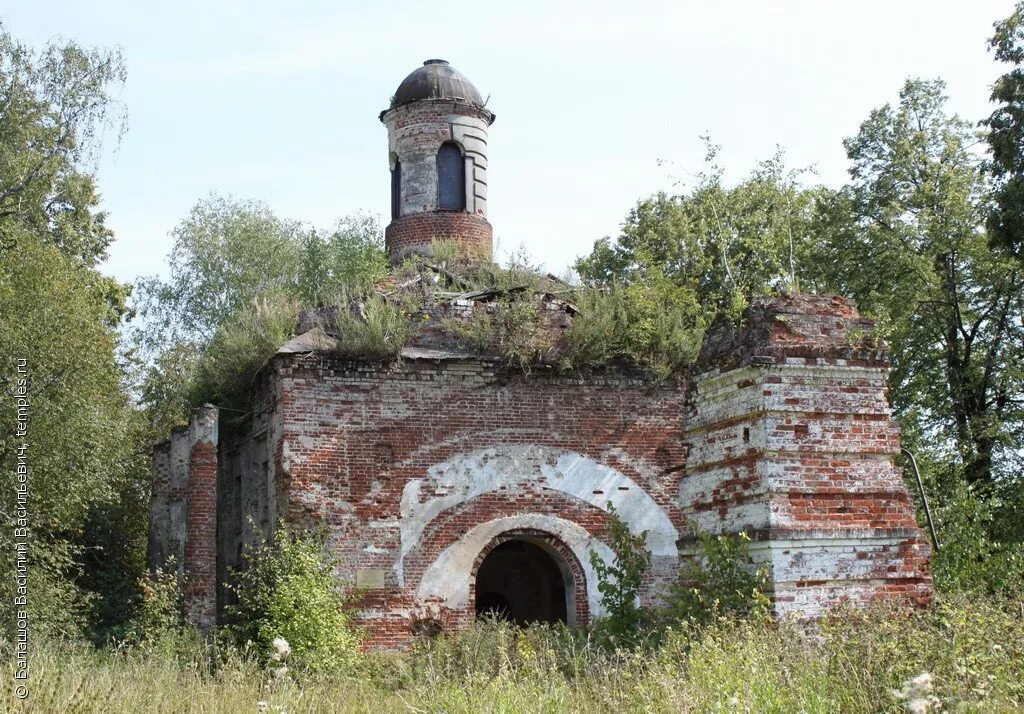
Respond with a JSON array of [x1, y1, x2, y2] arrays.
[[3, 595, 1023, 713]]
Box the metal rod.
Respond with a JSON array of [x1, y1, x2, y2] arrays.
[[901, 447, 940, 551]]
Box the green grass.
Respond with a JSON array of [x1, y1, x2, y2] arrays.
[[4, 595, 1023, 713]]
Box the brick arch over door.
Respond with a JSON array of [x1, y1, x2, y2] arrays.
[[413, 513, 616, 617], [470, 528, 589, 626]]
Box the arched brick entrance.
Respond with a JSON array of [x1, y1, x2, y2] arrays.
[[470, 529, 588, 627]]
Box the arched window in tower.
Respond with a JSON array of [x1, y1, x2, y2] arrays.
[[390, 159, 401, 220], [437, 142, 466, 211]]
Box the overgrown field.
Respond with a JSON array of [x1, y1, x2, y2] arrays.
[[5, 595, 1022, 713]]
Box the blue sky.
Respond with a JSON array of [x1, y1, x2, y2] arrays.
[[2, 0, 1017, 282]]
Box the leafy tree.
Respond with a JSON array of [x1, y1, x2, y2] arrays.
[[0, 27, 146, 639], [0, 22, 126, 268], [813, 78, 1024, 489], [576, 76, 1024, 593], [576, 145, 820, 325], [135, 196, 307, 346], [0, 231, 142, 636], [131, 197, 388, 428], [984, 1, 1024, 260], [297, 213, 390, 307]]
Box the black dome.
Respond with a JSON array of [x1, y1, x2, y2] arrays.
[[391, 59, 485, 109]]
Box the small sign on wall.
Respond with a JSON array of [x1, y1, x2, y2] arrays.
[[356, 568, 387, 589]]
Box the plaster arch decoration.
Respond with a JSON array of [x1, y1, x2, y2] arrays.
[[394, 444, 680, 614]]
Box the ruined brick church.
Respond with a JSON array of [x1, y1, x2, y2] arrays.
[[149, 60, 932, 649]]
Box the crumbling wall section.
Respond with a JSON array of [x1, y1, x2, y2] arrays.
[[215, 370, 282, 613], [684, 295, 932, 615], [183, 405, 219, 632], [149, 404, 219, 633]]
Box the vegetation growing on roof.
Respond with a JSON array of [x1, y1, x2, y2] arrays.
[[187, 294, 299, 414], [317, 292, 413, 361]]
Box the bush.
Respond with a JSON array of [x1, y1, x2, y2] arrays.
[[128, 566, 187, 641], [928, 474, 1024, 595], [661, 527, 770, 626], [588, 503, 652, 647], [446, 293, 550, 372], [224, 524, 362, 674], [0, 538, 94, 641], [119, 565, 204, 662]]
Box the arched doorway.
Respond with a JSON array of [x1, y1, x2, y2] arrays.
[[474, 538, 568, 625]]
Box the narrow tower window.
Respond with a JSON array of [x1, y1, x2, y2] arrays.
[[437, 142, 466, 210], [390, 159, 401, 220]]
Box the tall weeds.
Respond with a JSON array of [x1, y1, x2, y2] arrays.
[[7, 595, 1023, 713]]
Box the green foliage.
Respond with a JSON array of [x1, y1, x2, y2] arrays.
[[576, 145, 819, 322], [187, 294, 299, 413], [429, 247, 552, 372], [576, 71, 1024, 595], [136, 342, 202, 438], [131, 567, 186, 641], [661, 527, 770, 627], [329, 293, 411, 361], [225, 524, 362, 674], [589, 504, 652, 646], [984, 1, 1024, 260], [0, 231, 144, 639], [813, 78, 1023, 491], [0, 27, 150, 642], [0, 22, 127, 267], [132, 197, 388, 428], [134, 197, 386, 345], [13, 538, 95, 639], [927, 473, 1024, 595], [572, 146, 818, 380], [297, 214, 390, 307], [447, 293, 549, 372], [137, 196, 306, 344], [79, 463, 152, 642], [564, 282, 702, 379], [816, 596, 1024, 711]]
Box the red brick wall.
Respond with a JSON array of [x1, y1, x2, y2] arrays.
[[273, 357, 688, 649], [182, 406, 218, 634], [152, 294, 933, 649], [384, 211, 493, 262]]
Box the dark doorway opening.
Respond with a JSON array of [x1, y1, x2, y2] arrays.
[[474, 539, 568, 625]]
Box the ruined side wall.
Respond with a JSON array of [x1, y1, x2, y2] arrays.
[[272, 355, 689, 649], [216, 371, 282, 612], [149, 404, 219, 633], [148, 440, 180, 572], [684, 295, 931, 615], [149, 420, 199, 575]]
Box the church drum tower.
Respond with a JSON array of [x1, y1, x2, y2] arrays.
[[381, 59, 495, 262]]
